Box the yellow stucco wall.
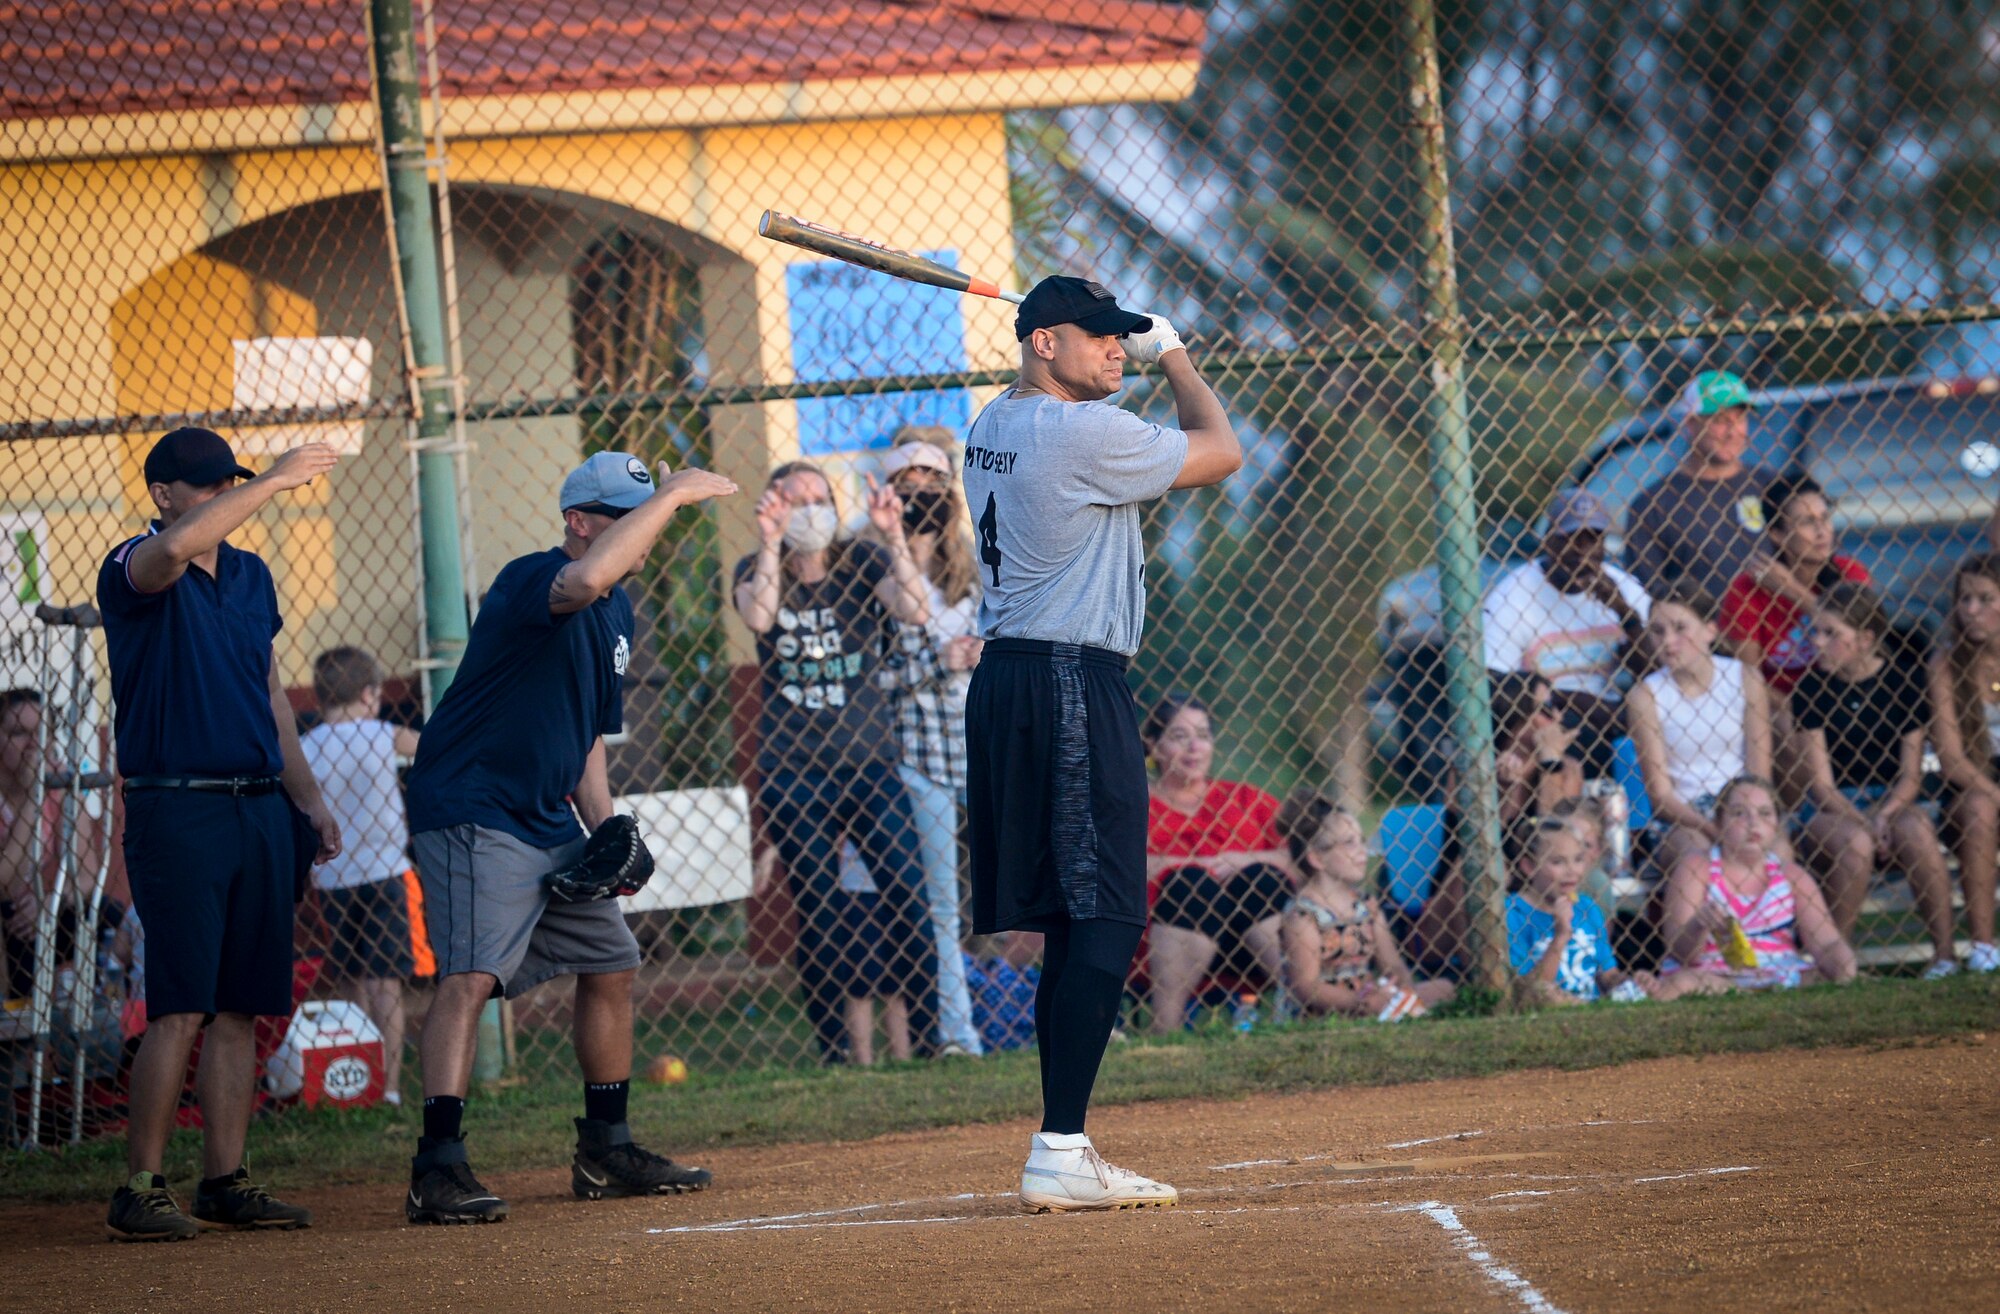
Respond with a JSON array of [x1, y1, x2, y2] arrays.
[[1, 108, 1021, 681]]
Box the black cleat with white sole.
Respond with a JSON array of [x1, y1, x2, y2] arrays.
[[572, 1117, 711, 1199], [407, 1137, 508, 1225]]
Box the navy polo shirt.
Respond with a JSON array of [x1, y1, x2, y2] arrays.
[[97, 524, 285, 778], [405, 547, 633, 848]]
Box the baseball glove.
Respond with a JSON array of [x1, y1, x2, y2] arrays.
[[544, 815, 656, 903]]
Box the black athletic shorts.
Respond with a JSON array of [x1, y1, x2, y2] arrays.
[[321, 878, 416, 981], [965, 638, 1149, 934]]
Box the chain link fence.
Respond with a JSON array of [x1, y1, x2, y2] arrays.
[[6, 1, 2000, 1123]]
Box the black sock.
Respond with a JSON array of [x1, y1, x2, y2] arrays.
[[583, 1080, 629, 1126], [1036, 919, 1142, 1136], [422, 1094, 466, 1143], [199, 1169, 238, 1193]]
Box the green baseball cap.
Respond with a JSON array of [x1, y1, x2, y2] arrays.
[[1679, 370, 1757, 417]]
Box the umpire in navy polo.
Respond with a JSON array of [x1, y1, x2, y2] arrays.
[[401, 450, 736, 1225], [97, 427, 343, 1241], [960, 278, 1241, 1213]]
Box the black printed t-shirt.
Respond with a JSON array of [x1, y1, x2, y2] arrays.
[[1790, 653, 1929, 791], [405, 548, 633, 847], [734, 539, 898, 774]]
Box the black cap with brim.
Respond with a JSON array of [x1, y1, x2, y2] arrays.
[[143, 426, 257, 487], [1015, 275, 1153, 340]]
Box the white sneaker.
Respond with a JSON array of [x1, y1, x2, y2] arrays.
[[1921, 957, 1961, 982], [1018, 1133, 1178, 1214], [1968, 942, 1999, 974]]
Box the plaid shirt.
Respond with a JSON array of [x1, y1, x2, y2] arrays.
[[879, 586, 976, 790]]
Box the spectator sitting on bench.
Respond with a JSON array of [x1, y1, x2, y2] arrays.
[[1412, 672, 1581, 971], [1923, 552, 2000, 976], [1143, 693, 1292, 1034], [1789, 583, 1958, 976], [1625, 370, 1781, 601], [1276, 789, 1452, 1022], [1625, 582, 1773, 880]]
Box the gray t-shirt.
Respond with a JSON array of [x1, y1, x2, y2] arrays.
[[1625, 465, 1780, 600], [960, 390, 1189, 656]]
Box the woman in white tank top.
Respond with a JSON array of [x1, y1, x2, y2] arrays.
[[1625, 583, 1773, 879]]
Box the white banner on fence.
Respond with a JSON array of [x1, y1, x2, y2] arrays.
[[615, 785, 755, 912], [231, 336, 372, 456]]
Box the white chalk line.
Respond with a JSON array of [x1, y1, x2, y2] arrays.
[[1388, 1201, 1569, 1314], [1632, 1166, 1757, 1184], [650, 1161, 1757, 1237], [1206, 1118, 1660, 1173]]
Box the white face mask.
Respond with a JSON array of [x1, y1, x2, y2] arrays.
[[783, 504, 839, 553]]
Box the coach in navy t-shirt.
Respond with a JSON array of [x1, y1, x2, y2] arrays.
[[96, 427, 340, 1242], [402, 450, 736, 1227]]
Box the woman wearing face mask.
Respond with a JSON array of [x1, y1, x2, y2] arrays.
[[867, 430, 987, 1057], [733, 460, 937, 1060]]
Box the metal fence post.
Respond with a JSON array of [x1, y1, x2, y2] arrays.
[[368, 0, 470, 697], [368, 0, 497, 1077], [1401, 0, 1510, 1001]]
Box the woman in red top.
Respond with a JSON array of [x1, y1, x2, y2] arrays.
[[1143, 693, 1293, 1035], [1720, 472, 1870, 695]]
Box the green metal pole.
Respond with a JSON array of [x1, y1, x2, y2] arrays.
[[369, 0, 469, 697], [1401, 0, 1511, 1001], [369, 0, 496, 1077]]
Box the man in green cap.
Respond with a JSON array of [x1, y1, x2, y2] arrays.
[[1626, 369, 1778, 601]]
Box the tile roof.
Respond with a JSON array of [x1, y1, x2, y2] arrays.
[[1, 1, 1206, 123]]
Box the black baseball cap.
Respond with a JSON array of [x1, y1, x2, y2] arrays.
[[1014, 276, 1152, 341], [143, 427, 256, 487]]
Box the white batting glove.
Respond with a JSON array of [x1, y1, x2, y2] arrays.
[[1122, 313, 1185, 365]]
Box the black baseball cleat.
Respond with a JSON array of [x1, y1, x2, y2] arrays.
[[193, 1167, 313, 1230], [572, 1118, 712, 1199], [407, 1137, 509, 1225], [107, 1173, 201, 1243]]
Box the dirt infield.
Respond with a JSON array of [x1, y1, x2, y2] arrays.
[[7, 1039, 1995, 1312]]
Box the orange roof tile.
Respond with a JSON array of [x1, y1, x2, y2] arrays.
[[1, 1, 1205, 122]]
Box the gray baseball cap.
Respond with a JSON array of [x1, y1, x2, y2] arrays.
[[560, 451, 655, 513], [1544, 487, 1613, 536]]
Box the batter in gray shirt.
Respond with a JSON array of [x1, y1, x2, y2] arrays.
[[960, 390, 1190, 656]]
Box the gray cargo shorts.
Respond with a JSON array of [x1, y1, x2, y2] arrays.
[[412, 824, 642, 998]]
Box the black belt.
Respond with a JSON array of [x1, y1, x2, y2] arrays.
[[124, 775, 283, 796]]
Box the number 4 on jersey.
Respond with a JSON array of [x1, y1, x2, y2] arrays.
[[978, 491, 1002, 586]]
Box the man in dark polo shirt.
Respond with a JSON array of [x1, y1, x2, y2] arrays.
[[401, 451, 735, 1225], [96, 427, 342, 1242]]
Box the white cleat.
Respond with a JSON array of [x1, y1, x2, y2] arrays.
[[1018, 1133, 1178, 1214]]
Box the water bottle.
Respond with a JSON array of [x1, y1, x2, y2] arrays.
[[1583, 777, 1631, 878], [1230, 990, 1259, 1034]]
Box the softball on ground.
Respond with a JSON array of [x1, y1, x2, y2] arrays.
[[645, 1054, 689, 1085]]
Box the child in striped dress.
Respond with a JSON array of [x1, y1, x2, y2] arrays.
[[1660, 775, 1857, 987]]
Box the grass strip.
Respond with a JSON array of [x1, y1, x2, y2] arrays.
[[5, 973, 1993, 1203]]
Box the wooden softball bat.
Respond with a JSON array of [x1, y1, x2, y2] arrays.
[[757, 210, 1026, 304]]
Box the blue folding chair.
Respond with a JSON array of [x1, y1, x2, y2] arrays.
[[1377, 803, 1448, 916], [1610, 736, 1653, 833]]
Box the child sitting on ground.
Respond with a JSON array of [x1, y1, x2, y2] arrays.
[[1658, 775, 1857, 988], [1275, 788, 1454, 1022], [1509, 816, 1725, 1007]]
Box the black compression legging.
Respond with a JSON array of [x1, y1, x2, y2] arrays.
[[1034, 918, 1145, 1135]]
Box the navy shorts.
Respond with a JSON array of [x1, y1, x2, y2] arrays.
[[122, 787, 297, 1018], [322, 878, 416, 980], [965, 639, 1149, 934]]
